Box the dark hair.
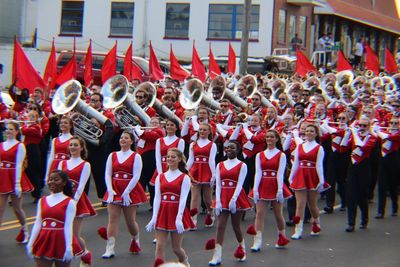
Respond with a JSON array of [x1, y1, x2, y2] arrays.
[[266, 129, 283, 151], [305, 124, 320, 143], [168, 148, 188, 175], [30, 102, 43, 116], [91, 92, 103, 103], [49, 170, 73, 197], [165, 118, 181, 137], [70, 136, 88, 159], [227, 140, 242, 159], [294, 102, 305, 109], [121, 130, 136, 150]]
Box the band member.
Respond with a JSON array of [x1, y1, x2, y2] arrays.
[[249, 130, 292, 251], [0, 121, 33, 243], [135, 88, 157, 118], [289, 124, 328, 239], [207, 141, 252, 265], [187, 123, 217, 228], [27, 170, 83, 267], [32, 87, 51, 117], [182, 106, 216, 143], [276, 93, 292, 119], [249, 92, 267, 118], [146, 148, 194, 267], [102, 131, 147, 258], [45, 116, 73, 182], [58, 136, 95, 266], [214, 99, 234, 126], [340, 117, 378, 232], [263, 106, 283, 130]]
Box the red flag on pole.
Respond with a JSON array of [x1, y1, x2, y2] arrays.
[[124, 42, 133, 81], [228, 42, 236, 74], [170, 45, 190, 82], [295, 50, 316, 77], [84, 39, 93, 87], [149, 41, 164, 81], [55, 38, 77, 86], [337, 50, 353, 72], [191, 41, 206, 82], [385, 48, 398, 74], [208, 44, 221, 79], [43, 38, 57, 89], [365, 45, 380, 75], [12, 37, 46, 94], [102, 41, 117, 84]]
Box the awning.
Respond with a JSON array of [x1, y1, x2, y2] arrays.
[[287, 0, 325, 7], [314, 0, 400, 35]]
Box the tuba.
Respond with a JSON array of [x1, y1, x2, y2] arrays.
[[223, 74, 257, 110], [335, 70, 354, 92], [52, 80, 112, 145], [179, 78, 221, 112]]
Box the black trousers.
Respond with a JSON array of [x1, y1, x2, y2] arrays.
[[347, 160, 371, 226], [243, 155, 256, 194], [26, 144, 42, 199], [377, 152, 399, 215], [87, 144, 108, 198], [326, 151, 349, 208], [139, 150, 156, 207], [368, 142, 380, 200]]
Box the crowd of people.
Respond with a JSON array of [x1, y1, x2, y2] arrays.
[[0, 69, 399, 267]]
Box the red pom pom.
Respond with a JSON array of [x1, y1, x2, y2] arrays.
[[97, 227, 108, 240], [276, 234, 290, 247], [205, 238, 216, 250], [246, 224, 257, 235], [153, 258, 164, 267], [15, 229, 26, 243], [129, 239, 142, 254], [190, 208, 198, 217], [312, 222, 321, 233], [292, 216, 300, 225], [234, 245, 246, 259], [205, 214, 213, 226], [81, 251, 92, 265]]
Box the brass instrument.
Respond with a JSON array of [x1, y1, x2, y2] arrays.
[[179, 78, 221, 112], [364, 70, 375, 78], [0, 91, 15, 108], [52, 80, 111, 146], [224, 74, 257, 111], [335, 70, 354, 92]]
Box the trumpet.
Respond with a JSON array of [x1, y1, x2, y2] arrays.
[[0, 120, 36, 123], [121, 126, 157, 130]]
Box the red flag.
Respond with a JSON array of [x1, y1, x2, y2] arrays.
[[228, 42, 236, 74], [170, 45, 190, 82], [365, 45, 380, 75], [43, 38, 57, 89], [208, 45, 221, 79], [102, 42, 117, 84], [385, 48, 398, 74], [131, 63, 143, 82], [55, 52, 76, 86], [295, 50, 316, 78], [191, 41, 206, 82], [337, 50, 353, 72], [149, 41, 164, 81], [12, 37, 46, 94], [124, 42, 133, 81], [84, 40, 93, 87]]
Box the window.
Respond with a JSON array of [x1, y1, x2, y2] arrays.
[[208, 4, 260, 40], [165, 3, 190, 38], [278, 10, 286, 43], [299, 16, 307, 47], [110, 2, 134, 36], [60, 1, 84, 35], [289, 15, 296, 44]]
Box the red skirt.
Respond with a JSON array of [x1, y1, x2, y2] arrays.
[[190, 163, 212, 184], [213, 188, 252, 211], [156, 202, 195, 231], [290, 168, 330, 191], [76, 192, 96, 218], [103, 180, 148, 206], [249, 178, 292, 201], [0, 169, 33, 194]]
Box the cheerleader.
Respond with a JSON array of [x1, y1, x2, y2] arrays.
[[289, 124, 327, 239], [0, 121, 33, 243], [102, 131, 148, 258], [45, 116, 73, 182], [208, 141, 252, 265], [58, 136, 95, 266], [187, 123, 217, 228], [249, 130, 292, 251], [27, 170, 83, 267], [146, 148, 194, 267]]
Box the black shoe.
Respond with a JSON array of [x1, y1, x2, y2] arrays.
[[340, 206, 346, 211], [392, 212, 398, 217], [286, 221, 295, 227], [360, 224, 368, 229], [324, 206, 333, 214], [148, 207, 153, 212], [101, 201, 107, 207], [375, 213, 384, 219], [345, 226, 355, 232]]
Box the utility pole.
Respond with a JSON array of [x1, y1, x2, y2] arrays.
[[239, 0, 251, 75]]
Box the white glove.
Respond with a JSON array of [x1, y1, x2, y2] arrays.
[[210, 176, 216, 187], [253, 190, 259, 204], [175, 216, 184, 234], [26, 245, 33, 260], [229, 198, 237, 214], [62, 247, 73, 262], [317, 182, 325, 193], [276, 191, 284, 203], [121, 191, 132, 206], [146, 217, 156, 232], [242, 122, 249, 129], [106, 190, 116, 203], [14, 184, 21, 198], [214, 201, 223, 216]]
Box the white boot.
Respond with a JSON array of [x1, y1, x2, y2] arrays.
[[208, 244, 222, 266], [291, 220, 303, 240], [250, 231, 262, 252], [182, 256, 191, 267], [102, 237, 116, 258]]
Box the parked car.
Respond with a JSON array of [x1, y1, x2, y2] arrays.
[[265, 54, 297, 74]]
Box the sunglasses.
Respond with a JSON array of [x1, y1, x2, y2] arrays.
[[90, 99, 100, 103], [338, 117, 346, 120], [358, 124, 368, 127], [136, 96, 144, 99], [302, 94, 310, 97], [279, 98, 286, 101], [389, 121, 399, 125], [220, 105, 229, 108], [29, 108, 38, 111]]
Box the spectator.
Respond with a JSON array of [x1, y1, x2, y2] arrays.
[[290, 33, 303, 54], [325, 33, 334, 65], [353, 38, 364, 70]]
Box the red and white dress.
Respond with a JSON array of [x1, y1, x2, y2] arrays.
[[103, 150, 147, 206], [289, 141, 329, 191], [0, 140, 33, 194], [28, 193, 83, 260], [187, 138, 217, 184], [154, 171, 195, 231], [58, 158, 96, 218], [250, 148, 292, 201], [46, 133, 72, 180], [214, 159, 252, 211], [150, 135, 185, 185]]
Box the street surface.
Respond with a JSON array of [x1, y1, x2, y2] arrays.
[[0, 180, 399, 267]]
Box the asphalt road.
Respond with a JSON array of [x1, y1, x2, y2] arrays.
[[1, 180, 399, 267]]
